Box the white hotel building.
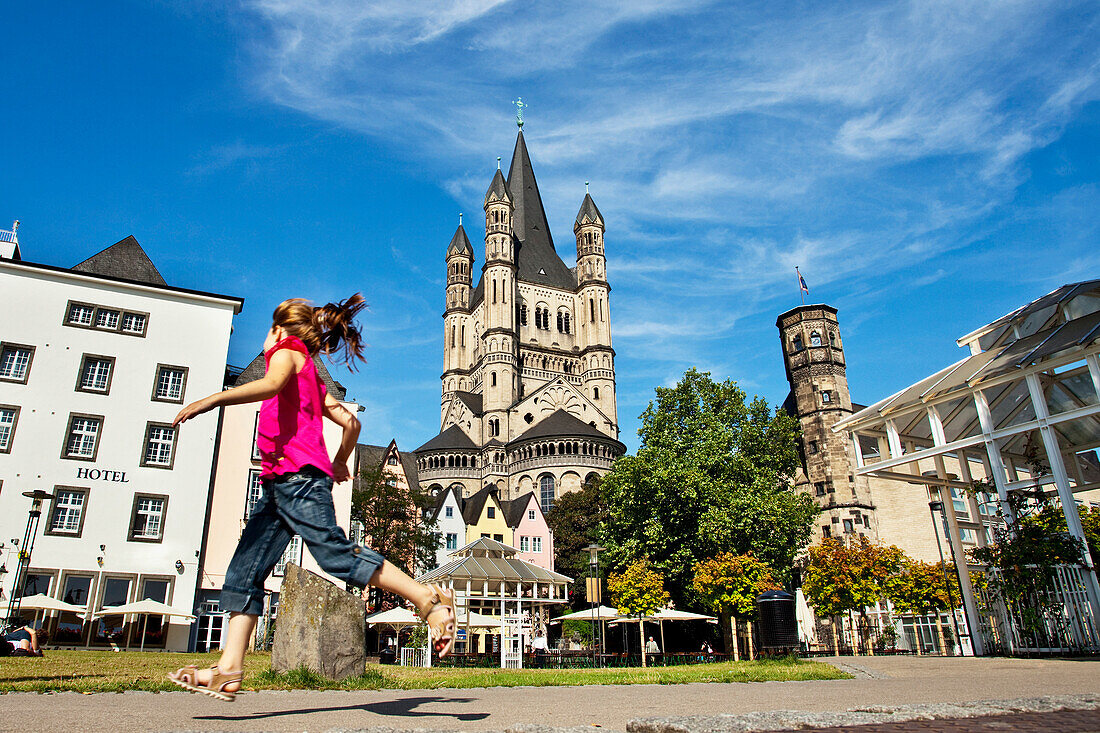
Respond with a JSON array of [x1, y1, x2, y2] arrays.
[[0, 227, 242, 650]]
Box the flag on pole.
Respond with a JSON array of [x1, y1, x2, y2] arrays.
[[797, 268, 809, 294]]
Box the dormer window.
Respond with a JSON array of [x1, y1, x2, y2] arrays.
[[810, 331, 822, 347]]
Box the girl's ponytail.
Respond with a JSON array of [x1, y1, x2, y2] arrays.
[[313, 293, 367, 369], [271, 294, 367, 369]]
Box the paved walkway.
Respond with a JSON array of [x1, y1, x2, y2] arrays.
[[0, 656, 1097, 732], [792, 708, 1100, 732]]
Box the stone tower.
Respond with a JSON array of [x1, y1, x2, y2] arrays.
[[416, 129, 625, 513], [777, 305, 878, 542]]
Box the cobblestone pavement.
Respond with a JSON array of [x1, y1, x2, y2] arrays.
[[0, 656, 1096, 732], [781, 708, 1100, 732]]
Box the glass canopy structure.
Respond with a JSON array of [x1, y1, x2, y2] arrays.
[[834, 280, 1100, 654]]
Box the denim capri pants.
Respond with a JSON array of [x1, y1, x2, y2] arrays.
[[221, 465, 385, 616]]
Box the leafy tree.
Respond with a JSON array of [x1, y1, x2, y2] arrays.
[[887, 558, 959, 655], [351, 463, 439, 609], [802, 536, 904, 655], [547, 476, 608, 606], [1023, 503, 1099, 562], [693, 553, 778, 660], [601, 369, 818, 608], [608, 558, 670, 667]]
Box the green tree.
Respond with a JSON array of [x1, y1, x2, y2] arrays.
[[887, 558, 959, 655], [608, 558, 670, 667], [351, 463, 439, 609], [802, 536, 904, 655], [601, 369, 818, 608], [693, 553, 778, 660], [546, 476, 608, 606]]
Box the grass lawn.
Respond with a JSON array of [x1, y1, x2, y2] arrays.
[[0, 651, 849, 694]]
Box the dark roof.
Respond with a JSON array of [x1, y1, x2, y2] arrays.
[[415, 424, 478, 452], [505, 131, 577, 291], [400, 451, 420, 489], [484, 169, 511, 206], [511, 409, 617, 444], [448, 225, 472, 256], [235, 350, 348, 401], [500, 491, 538, 528], [72, 236, 167, 286], [470, 277, 485, 308], [355, 443, 387, 472], [454, 391, 483, 416], [575, 193, 603, 227], [461, 485, 498, 525]]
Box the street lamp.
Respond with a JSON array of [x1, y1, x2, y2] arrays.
[[928, 500, 965, 656], [584, 543, 605, 667], [7, 490, 55, 626]]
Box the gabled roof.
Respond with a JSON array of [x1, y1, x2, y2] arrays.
[[453, 390, 483, 416], [501, 491, 540, 528], [448, 225, 472, 257], [235, 350, 348, 400], [512, 409, 617, 444], [72, 235, 167, 286], [415, 424, 478, 453], [484, 169, 511, 206], [461, 485, 499, 525], [355, 443, 387, 472], [505, 131, 577, 291], [429, 484, 464, 523], [574, 193, 603, 228]]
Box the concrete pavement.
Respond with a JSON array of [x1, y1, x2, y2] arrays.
[[0, 656, 1097, 733]]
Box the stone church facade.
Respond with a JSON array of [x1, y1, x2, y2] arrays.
[[415, 130, 625, 513]]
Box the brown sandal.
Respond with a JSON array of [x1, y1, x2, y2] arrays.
[[417, 583, 456, 658], [167, 664, 243, 702]]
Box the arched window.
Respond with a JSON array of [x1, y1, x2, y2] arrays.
[[829, 331, 838, 348], [563, 312, 571, 334], [520, 303, 528, 325], [792, 335, 803, 352], [491, 372, 497, 387], [594, 386, 600, 399], [451, 325, 456, 347], [557, 311, 563, 332], [590, 298, 595, 322], [460, 325, 465, 346], [539, 474, 555, 514], [810, 331, 822, 347]]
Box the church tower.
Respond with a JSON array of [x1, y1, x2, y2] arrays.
[[575, 192, 616, 426], [777, 305, 878, 542], [443, 222, 473, 387], [481, 168, 518, 447]]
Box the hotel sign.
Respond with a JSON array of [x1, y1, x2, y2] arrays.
[[75, 467, 130, 483]]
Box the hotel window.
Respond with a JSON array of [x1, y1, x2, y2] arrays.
[[141, 423, 177, 468], [129, 494, 168, 542], [244, 470, 263, 519], [0, 405, 19, 453], [520, 536, 530, 552], [77, 354, 115, 394], [95, 308, 120, 330], [0, 343, 34, 383], [532, 537, 542, 552], [121, 312, 147, 335], [273, 536, 302, 576], [446, 533, 458, 550], [96, 577, 135, 646], [66, 302, 95, 326], [47, 487, 89, 537], [152, 365, 187, 403], [63, 414, 103, 460]]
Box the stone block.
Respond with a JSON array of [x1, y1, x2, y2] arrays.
[[271, 563, 366, 680]]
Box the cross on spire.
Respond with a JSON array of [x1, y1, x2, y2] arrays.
[[512, 97, 527, 128]]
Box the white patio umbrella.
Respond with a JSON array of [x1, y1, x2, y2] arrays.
[[8, 594, 86, 628], [550, 605, 623, 622], [611, 607, 717, 655], [94, 598, 195, 651], [365, 606, 422, 631], [458, 610, 502, 628]]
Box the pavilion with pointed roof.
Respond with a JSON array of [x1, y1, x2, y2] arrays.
[[415, 127, 625, 515]]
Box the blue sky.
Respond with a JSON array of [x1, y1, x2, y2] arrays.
[[2, 1, 1098, 454]]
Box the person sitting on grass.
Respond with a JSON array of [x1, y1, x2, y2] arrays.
[[167, 295, 455, 702], [1, 625, 48, 656]]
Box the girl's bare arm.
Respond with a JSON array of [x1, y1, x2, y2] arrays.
[[323, 393, 361, 482], [173, 350, 298, 426]]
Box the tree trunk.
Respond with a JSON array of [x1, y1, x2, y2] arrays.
[[639, 618, 647, 668], [862, 611, 874, 656], [730, 616, 740, 661], [831, 619, 839, 655], [849, 610, 859, 656], [935, 613, 947, 656], [746, 619, 755, 660]]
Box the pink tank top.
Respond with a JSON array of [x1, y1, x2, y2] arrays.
[[256, 336, 333, 479]]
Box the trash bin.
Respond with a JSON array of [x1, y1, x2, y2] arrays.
[[756, 590, 798, 651]]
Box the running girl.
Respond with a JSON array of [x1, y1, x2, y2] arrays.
[[168, 295, 455, 701]]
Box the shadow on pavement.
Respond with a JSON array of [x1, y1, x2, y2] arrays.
[[195, 695, 491, 722]]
